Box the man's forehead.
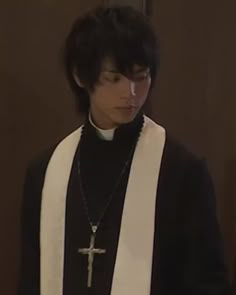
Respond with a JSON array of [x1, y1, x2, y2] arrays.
[[101, 57, 147, 72]]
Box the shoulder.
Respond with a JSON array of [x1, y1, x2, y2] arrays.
[[163, 133, 202, 172], [26, 144, 58, 182], [160, 132, 213, 194], [144, 116, 205, 179], [163, 133, 214, 199], [22, 128, 79, 210], [145, 116, 201, 169], [27, 127, 82, 180]]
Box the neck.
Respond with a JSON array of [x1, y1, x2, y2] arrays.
[[89, 113, 116, 130], [89, 109, 119, 130], [89, 113, 115, 141]]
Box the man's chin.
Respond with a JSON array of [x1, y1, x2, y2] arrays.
[[113, 111, 138, 125]]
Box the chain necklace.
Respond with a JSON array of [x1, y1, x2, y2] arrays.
[[77, 120, 143, 287], [77, 131, 138, 234]]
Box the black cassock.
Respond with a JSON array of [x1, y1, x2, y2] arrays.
[[18, 114, 231, 295]]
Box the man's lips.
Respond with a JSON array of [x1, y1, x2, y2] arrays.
[[116, 106, 138, 110]]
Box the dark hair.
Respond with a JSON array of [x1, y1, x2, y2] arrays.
[[63, 5, 160, 114]]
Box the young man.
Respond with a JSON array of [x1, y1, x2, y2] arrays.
[[18, 5, 231, 295]]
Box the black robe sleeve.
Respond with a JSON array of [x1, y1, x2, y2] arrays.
[[182, 158, 232, 294], [17, 148, 55, 295]]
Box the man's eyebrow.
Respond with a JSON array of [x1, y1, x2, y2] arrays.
[[134, 67, 149, 73], [102, 70, 119, 73], [102, 67, 149, 74]]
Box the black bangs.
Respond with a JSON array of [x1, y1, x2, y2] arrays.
[[63, 5, 160, 114]]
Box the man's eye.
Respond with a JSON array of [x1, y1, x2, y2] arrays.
[[112, 76, 121, 82], [106, 75, 121, 82], [133, 71, 150, 81]]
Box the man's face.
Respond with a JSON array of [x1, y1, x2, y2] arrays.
[[89, 58, 152, 129]]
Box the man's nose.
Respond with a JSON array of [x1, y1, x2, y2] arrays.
[[121, 77, 136, 97], [130, 81, 136, 96]]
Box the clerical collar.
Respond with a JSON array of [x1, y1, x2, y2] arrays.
[[89, 113, 116, 141], [83, 112, 144, 144]]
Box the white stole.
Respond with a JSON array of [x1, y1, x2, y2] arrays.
[[40, 116, 166, 295]]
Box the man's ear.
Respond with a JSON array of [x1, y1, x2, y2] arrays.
[[73, 70, 84, 88]]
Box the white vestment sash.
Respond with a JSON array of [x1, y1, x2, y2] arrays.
[[40, 116, 166, 295]]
